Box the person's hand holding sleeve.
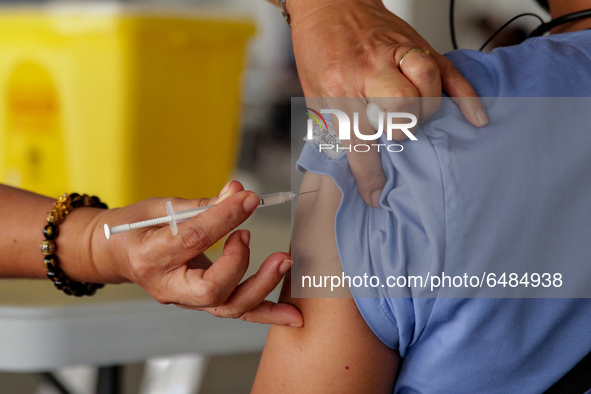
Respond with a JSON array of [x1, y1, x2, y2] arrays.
[[275, 0, 488, 207]]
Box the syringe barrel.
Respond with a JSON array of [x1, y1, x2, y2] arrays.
[[258, 192, 294, 207]]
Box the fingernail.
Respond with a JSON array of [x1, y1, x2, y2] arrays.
[[279, 260, 293, 275], [240, 230, 251, 246], [289, 322, 303, 328], [476, 109, 489, 126], [218, 181, 232, 199], [371, 189, 382, 209], [243, 193, 260, 212]]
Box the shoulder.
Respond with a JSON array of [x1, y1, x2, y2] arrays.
[[444, 31, 591, 97]]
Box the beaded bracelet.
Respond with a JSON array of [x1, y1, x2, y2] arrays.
[[278, 0, 291, 26], [41, 193, 108, 297]]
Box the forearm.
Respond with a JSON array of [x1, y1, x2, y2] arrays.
[[0, 184, 104, 282], [265, 0, 386, 19]]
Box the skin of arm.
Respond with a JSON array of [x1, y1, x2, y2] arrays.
[[253, 172, 400, 392], [0, 182, 303, 327]]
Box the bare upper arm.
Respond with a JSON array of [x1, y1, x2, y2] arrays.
[[253, 172, 399, 393]]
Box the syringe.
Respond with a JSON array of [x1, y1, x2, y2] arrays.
[[104, 190, 318, 239]]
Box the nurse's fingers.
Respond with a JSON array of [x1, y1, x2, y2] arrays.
[[205, 253, 303, 326], [395, 46, 442, 120], [157, 230, 251, 307], [239, 301, 303, 327], [156, 191, 259, 263], [364, 60, 421, 139], [433, 54, 489, 127]]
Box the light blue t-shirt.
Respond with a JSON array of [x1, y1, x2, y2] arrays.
[[297, 31, 591, 393]]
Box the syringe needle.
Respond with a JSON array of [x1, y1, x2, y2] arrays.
[[296, 190, 319, 196]]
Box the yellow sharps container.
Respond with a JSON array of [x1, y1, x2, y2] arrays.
[[0, 6, 255, 207]]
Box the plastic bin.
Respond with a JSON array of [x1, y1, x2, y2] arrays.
[[0, 6, 255, 207]]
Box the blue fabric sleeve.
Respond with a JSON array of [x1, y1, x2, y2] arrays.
[[296, 123, 447, 356]]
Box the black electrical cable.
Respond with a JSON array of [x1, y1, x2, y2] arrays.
[[450, 0, 458, 50], [479, 13, 545, 51], [450, 0, 545, 52], [530, 8, 591, 37], [451, 0, 591, 52]]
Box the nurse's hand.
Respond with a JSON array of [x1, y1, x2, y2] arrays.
[[288, 0, 488, 207], [92, 181, 303, 327]]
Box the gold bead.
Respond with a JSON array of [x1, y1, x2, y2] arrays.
[[57, 194, 69, 204], [55, 203, 71, 216], [47, 212, 62, 225], [40, 240, 56, 255], [50, 209, 65, 224], [57, 195, 73, 211]]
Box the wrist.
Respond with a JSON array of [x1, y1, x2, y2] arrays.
[[88, 209, 131, 284], [56, 207, 126, 284]]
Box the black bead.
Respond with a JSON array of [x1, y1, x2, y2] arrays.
[[71, 285, 84, 296], [43, 255, 59, 270], [70, 193, 83, 208], [90, 196, 100, 207], [98, 202, 109, 209], [46, 269, 57, 280], [43, 224, 59, 240]]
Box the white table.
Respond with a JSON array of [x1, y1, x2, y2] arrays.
[[0, 280, 273, 393], [0, 280, 270, 373]]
